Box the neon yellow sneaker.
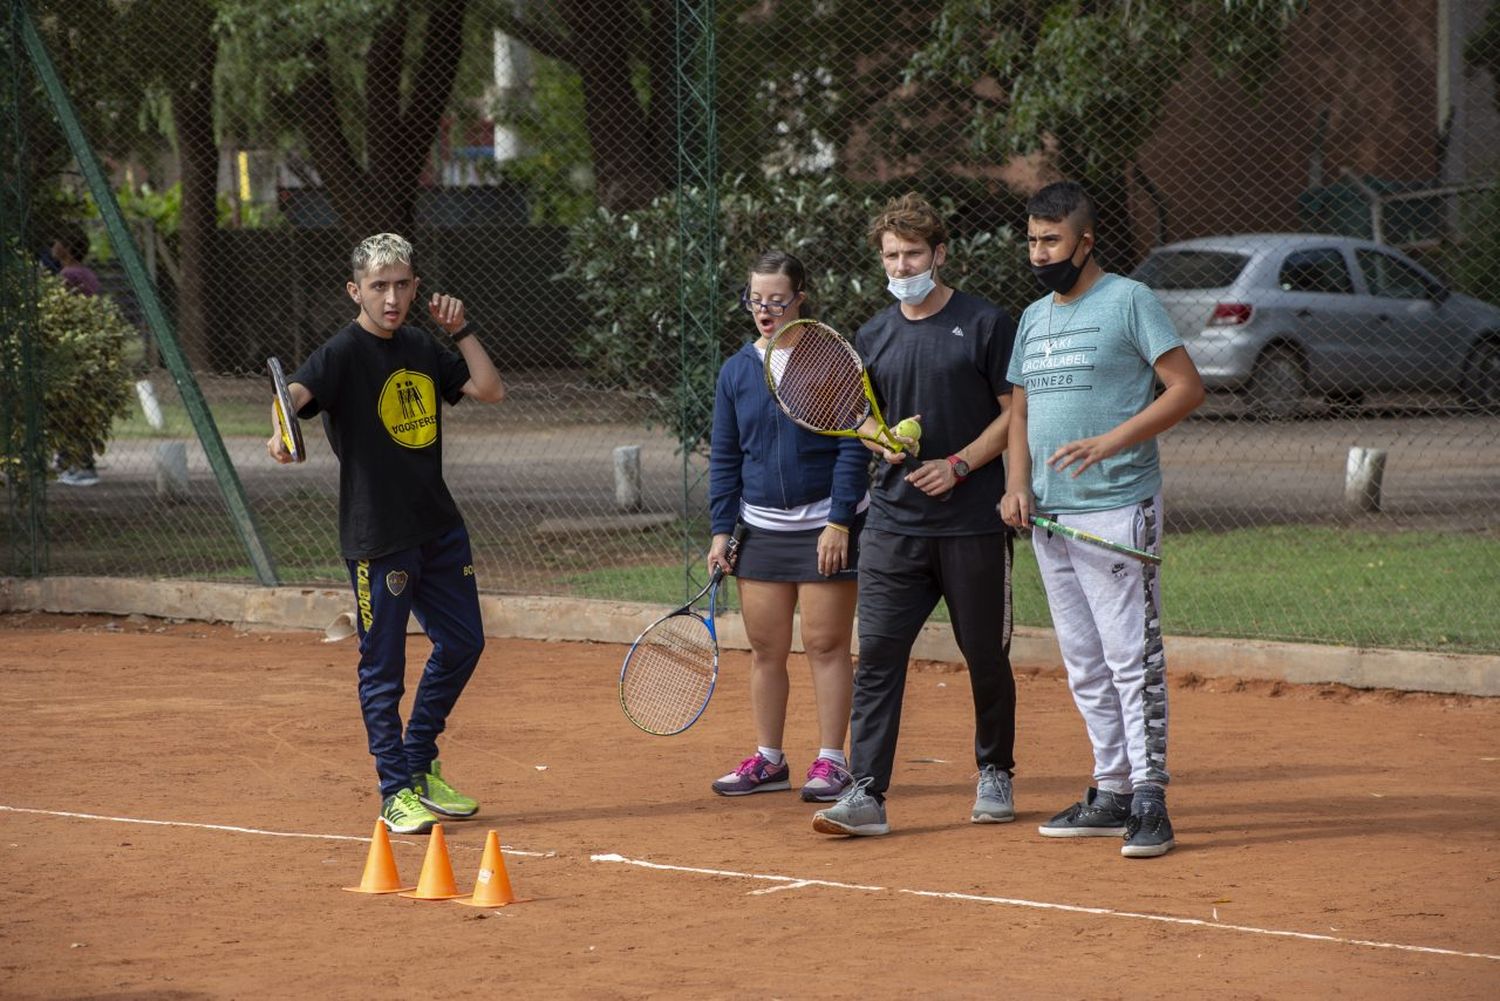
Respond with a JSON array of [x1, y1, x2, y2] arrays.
[[414, 760, 479, 818], [380, 787, 438, 834]]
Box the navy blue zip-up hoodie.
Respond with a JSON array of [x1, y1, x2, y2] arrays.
[[709, 342, 869, 535]]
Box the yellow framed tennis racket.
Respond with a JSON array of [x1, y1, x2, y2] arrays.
[[763, 319, 904, 452], [267, 356, 306, 463]]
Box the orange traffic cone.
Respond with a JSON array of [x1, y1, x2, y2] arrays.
[[455, 830, 531, 908], [399, 824, 463, 900], [343, 820, 414, 894]]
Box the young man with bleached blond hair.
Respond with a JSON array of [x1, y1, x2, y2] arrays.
[[269, 232, 506, 834]]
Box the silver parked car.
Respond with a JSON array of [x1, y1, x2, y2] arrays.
[[1130, 234, 1500, 417]]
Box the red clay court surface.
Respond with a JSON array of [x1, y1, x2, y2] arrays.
[[1, 611, 1497, 999]]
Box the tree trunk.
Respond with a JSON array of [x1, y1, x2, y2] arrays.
[[557, 0, 667, 211], [172, 16, 218, 371], [295, 1, 468, 244]]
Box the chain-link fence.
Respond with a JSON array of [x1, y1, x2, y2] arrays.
[[3, 0, 1498, 654]]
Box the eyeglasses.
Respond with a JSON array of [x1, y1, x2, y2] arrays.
[[739, 293, 796, 317]]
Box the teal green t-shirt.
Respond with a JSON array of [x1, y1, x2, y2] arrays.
[[1005, 273, 1183, 514]]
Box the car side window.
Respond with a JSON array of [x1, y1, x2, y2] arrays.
[[1279, 249, 1353, 294], [1356, 249, 1438, 300]]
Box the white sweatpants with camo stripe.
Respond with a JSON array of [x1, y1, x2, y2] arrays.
[[1032, 495, 1168, 793]]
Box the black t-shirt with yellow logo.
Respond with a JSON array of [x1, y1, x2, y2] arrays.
[[293, 322, 472, 560]]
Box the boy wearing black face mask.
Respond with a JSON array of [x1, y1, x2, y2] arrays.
[[998, 181, 1205, 858]]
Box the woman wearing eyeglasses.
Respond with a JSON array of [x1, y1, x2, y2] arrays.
[[706, 249, 870, 802]]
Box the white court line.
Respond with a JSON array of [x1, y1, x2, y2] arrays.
[[591, 853, 883, 892], [5, 804, 1494, 963], [591, 853, 1500, 963], [0, 804, 552, 857]]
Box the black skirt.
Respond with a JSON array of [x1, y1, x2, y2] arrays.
[[733, 513, 864, 583]]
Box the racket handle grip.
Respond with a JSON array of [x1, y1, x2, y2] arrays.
[[710, 523, 748, 585]]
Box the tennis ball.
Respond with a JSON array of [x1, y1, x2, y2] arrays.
[[892, 417, 922, 441]]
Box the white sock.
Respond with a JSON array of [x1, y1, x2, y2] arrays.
[[818, 748, 847, 767], [757, 746, 784, 766]]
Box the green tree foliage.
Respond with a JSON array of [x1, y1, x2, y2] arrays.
[[1, 274, 135, 488], [489, 1, 952, 215], [216, 0, 472, 238], [561, 174, 1030, 449], [482, 53, 595, 226], [906, 0, 1302, 264], [511, 1, 1300, 258], [1449, 185, 1500, 303], [1454, 1, 1500, 302], [27, 0, 219, 367], [1465, 0, 1500, 115], [21, 2, 178, 252], [485, 0, 676, 212]]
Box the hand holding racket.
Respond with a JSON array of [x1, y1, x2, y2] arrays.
[[619, 525, 747, 735], [266, 356, 305, 464], [764, 319, 905, 455]]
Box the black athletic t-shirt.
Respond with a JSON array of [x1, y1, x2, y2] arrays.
[[292, 322, 471, 560], [854, 290, 1016, 536]]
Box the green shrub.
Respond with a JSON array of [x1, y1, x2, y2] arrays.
[[560, 173, 1031, 449], [1447, 183, 1500, 305], [2, 272, 136, 484]]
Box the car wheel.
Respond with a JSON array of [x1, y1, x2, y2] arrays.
[[1247, 347, 1306, 420], [1325, 388, 1365, 416], [1461, 339, 1500, 414]]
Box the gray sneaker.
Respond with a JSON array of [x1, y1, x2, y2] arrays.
[[811, 777, 890, 837], [1038, 787, 1133, 838], [1122, 787, 1175, 858], [971, 764, 1015, 823]]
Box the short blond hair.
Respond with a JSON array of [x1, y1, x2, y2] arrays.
[[350, 233, 414, 279], [867, 193, 947, 251]]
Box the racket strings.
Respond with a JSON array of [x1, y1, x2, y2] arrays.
[[764, 345, 790, 387], [776, 325, 868, 432], [621, 613, 716, 733]]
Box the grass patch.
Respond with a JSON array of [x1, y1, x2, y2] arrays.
[[562, 564, 743, 611], [111, 399, 269, 440], [1162, 526, 1499, 652], [33, 495, 1498, 652], [42, 496, 343, 581], [559, 527, 1500, 653]]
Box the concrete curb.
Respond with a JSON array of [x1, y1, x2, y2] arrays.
[[3, 575, 1496, 697]]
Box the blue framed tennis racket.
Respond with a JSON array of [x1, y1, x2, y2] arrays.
[[619, 525, 745, 735]]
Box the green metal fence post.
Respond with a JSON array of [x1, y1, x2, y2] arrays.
[[17, 1, 280, 585], [675, 0, 719, 599]]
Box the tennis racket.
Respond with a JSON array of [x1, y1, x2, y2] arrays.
[[764, 319, 904, 452], [619, 525, 747, 735], [1030, 514, 1161, 566], [267, 356, 306, 463]]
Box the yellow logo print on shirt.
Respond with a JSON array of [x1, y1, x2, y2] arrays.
[[379, 369, 439, 448]]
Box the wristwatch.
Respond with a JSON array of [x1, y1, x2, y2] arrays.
[[946, 455, 970, 484]]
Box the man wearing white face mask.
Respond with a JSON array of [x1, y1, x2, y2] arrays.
[[812, 193, 1019, 838]]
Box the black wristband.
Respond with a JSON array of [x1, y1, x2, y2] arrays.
[[449, 324, 474, 344]]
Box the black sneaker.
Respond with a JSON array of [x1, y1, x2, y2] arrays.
[[1037, 787, 1132, 838], [1122, 793, 1175, 858]]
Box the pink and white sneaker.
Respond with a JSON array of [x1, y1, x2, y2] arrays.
[[711, 753, 792, 796], [801, 757, 852, 802]]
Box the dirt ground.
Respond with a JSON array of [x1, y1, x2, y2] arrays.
[[1, 611, 1496, 1000]]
